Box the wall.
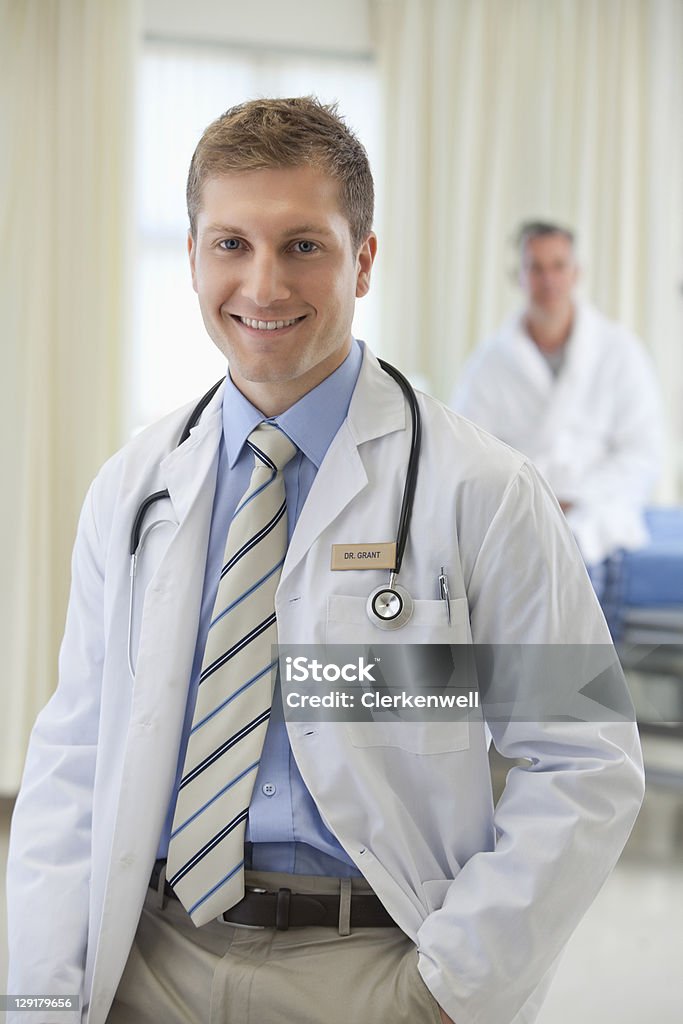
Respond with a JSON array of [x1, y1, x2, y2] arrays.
[[143, 0, 373, 54]]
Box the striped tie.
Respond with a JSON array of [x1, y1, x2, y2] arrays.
[[167, 423, 297, 926]]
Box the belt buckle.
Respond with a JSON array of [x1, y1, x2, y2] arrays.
[[217, 886, 268, 929]]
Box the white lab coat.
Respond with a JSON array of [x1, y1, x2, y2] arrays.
[[7, 347, 644, 1024], [451, 303, 663, 564]]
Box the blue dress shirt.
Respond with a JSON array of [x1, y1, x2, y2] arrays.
[[158, 341, 363, 876]]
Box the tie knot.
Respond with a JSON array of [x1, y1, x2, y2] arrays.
[[247, 423, 298, 473]]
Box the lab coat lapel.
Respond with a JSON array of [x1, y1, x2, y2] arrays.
[[132, 392, 224, 716], [281, 348, 406, 583], [534, 305, 597, 440], [92, 388, 225, 1000], [503, 321, 552, 390]]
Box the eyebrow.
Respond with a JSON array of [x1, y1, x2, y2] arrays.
[[285, 224, 334, 236], [203, 223, 335, 237]]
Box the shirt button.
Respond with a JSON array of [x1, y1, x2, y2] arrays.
[[262, 782, 277, 797]]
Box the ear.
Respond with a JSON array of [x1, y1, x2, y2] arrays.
[[187, 230, 198, 293], [355, 233, 378, 298]]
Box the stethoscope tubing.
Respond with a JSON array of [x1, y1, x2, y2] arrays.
[[127, 362, 422, 666], [376, 359, 421, 577], [129, 365, 420, 568], [128, 377, 224, 556]]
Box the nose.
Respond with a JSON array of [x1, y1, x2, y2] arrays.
[[241, 252, 291, 308], [537, 268, 556, 288]]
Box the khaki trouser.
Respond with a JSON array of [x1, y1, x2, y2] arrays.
[[107, 870, 442, 1024]]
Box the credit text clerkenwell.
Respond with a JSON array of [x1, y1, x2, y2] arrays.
[[285, 691, 480, 710]]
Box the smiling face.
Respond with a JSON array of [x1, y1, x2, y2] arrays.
[[188, 165, 376, 416]]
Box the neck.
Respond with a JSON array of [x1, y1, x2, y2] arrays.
[[524, 304, 574, 352], [231, 338, 353, 417]]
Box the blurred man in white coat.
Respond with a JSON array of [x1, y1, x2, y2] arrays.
[[452, 221, 663, 580]]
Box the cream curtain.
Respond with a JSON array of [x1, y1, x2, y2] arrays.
[[0, 0, 139, 794], [371, 0, 683, 496]]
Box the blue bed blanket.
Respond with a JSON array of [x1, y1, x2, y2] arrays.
[[614, 508, 683, 607], [601, 507, 683, 642]]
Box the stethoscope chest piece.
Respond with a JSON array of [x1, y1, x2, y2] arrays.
[[366, 582, 414, 630]]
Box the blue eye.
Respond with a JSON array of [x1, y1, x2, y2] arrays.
[[295, 240, 318, 253], [220, 238, 241, 250]]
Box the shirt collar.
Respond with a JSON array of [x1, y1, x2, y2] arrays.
[[223, 340, 363, 468]]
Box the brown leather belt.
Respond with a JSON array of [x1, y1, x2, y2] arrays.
[[149, 859, 397, 930]]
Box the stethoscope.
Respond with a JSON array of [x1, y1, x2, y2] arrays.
[[128, 359, 421, 675]]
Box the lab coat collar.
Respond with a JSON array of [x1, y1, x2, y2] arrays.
[[280, 344, 407, 583], [347, 343, 406, 443], [157, 383, 226, 525], [223, 339, 363, 470], [502, 302, 603, 445], [503, 302, 597, 390], [153, 346, 407, 582]]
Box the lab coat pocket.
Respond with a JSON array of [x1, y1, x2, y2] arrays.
[[345, 719, 469, 754], [421, 878, 456, 915], [328, 595, 473, 754], [326, 595, 472, 643]]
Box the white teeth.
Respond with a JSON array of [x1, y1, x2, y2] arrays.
[[239, 316, 299, 331]]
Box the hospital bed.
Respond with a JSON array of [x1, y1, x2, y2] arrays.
[[601, 508, 683, 758]]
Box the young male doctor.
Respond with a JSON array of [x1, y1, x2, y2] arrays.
[[7, 99, 644, 1024]]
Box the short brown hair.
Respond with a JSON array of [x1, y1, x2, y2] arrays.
[[186, 96, 374, 252]]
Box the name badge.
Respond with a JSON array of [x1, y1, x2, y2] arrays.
[[331, 542, 396, 571]]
